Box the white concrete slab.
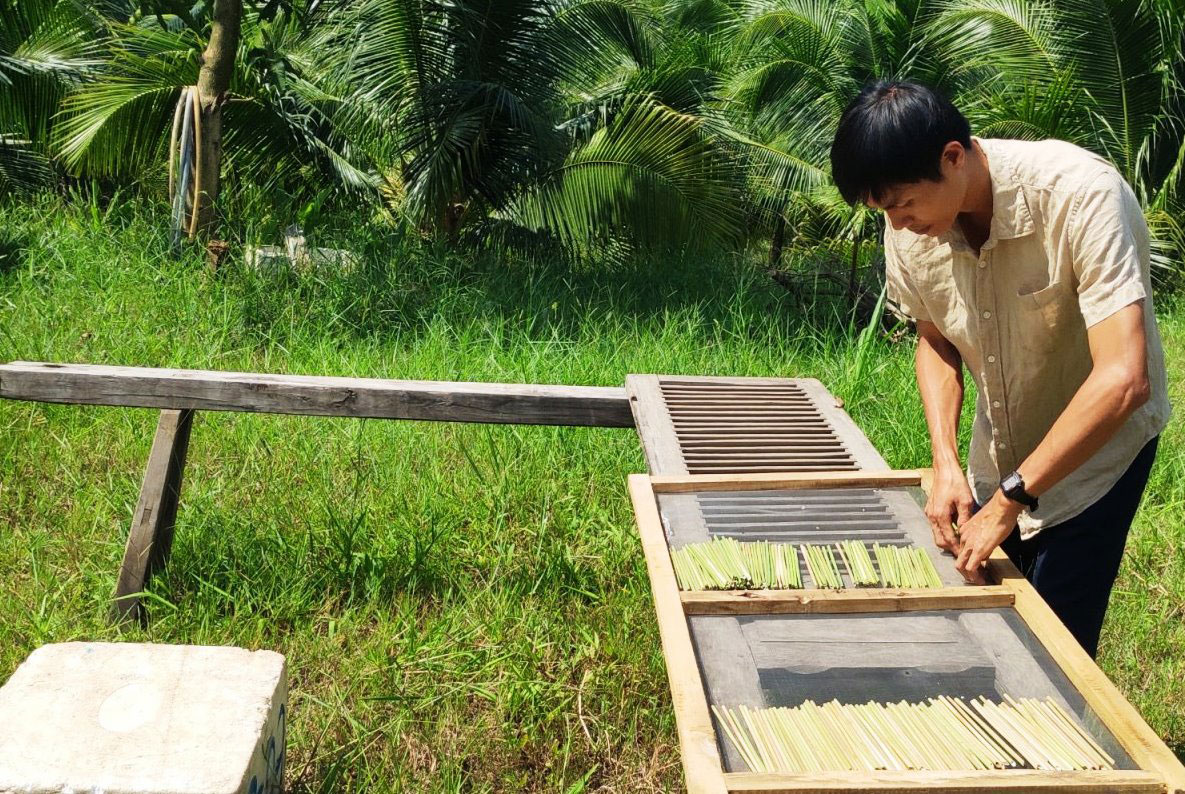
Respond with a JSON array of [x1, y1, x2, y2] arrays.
[[0, 642, 287, 794]]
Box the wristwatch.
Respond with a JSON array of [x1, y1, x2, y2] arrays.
[[1000, 470, 1038, 512]]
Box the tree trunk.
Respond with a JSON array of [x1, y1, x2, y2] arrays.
[[193, 0, 241, 237], [768, 211, 786, 267]]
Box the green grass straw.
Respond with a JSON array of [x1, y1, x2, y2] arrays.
[[672, 540, 942, 590], [712, 697, 1112, 773]]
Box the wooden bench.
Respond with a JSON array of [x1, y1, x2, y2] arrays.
[[0, 361, 632, 622]]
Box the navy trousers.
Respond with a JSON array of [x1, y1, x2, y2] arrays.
[[996, 436, 1159, 659]]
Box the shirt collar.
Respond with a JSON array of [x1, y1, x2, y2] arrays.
[[978, 137, 1035, 241], [933, 138, 1035, 250]]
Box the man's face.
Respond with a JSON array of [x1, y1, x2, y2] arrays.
[[864, 141, 968, 237]]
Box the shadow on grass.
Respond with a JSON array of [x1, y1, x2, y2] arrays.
[[0, 227, 30, 276], [228, 224, 869, 353]]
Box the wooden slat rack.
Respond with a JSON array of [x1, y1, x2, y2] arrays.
[[626, 375, 1185, 793]]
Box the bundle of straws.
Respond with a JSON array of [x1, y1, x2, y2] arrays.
[[669, 538, 801, 590], [873, 543, 944, 588], [670, 538, 944, 590], [713, 696, 1114, 773]]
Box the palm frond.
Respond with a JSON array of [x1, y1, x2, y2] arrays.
[[513, 98, 745, 248], [0, 134, 53, 193], [53, 22, 199, 176], [925, 0, 1066, 85]]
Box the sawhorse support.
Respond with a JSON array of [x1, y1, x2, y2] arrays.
[[111, 409, 195, 624]]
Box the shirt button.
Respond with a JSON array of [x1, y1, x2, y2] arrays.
[[998, 442, 1007, 449], [993, 400, 1001, 408], [982, 311, 992, 319], [978, 262, 987, 269], [987, 355, 997, 363]]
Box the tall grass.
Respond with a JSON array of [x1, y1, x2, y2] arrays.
[[0, 198, 1180, 789]]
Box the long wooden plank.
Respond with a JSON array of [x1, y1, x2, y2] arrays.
[[628, 474, 728, 793], [723, 770, 1165, 793], [676, 433, 843, 439], [0, 361, 633, 427], [990, 551, 1185, 794], [111, 408, 195, 623], [680, 587, 1013, 615], [663, 491, 766, 772], [651, 470, 923, 494], [680, 454, 850, 461], [680, 466, 863, 474]]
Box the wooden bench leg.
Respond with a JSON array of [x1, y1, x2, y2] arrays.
[[111, 408, 195, 624]]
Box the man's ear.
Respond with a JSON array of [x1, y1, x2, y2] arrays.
[[941, 141, 966, 171]]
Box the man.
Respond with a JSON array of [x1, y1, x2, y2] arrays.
[[829, 80, 1171, 658]]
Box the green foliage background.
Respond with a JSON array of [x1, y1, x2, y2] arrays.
[[2, 0, 1183, 274]]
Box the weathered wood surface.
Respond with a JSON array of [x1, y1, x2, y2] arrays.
[[628, 375, 883, 475], [111, 408, 194, 623], [628, 474, 729, 794], [723, 769, 1166, 793], [626, 374, 688, 472], [651, 470, 923, 494], [680, 587, 1013, 615], [0, 361, 633, 427], [658, 493, 764, 771]]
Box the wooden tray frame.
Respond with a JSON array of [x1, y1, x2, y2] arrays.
[[628, 470, 1185, 794]]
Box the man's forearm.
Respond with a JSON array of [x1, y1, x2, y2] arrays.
[[915, 325, 965, 474]]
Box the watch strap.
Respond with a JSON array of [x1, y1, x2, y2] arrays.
[[1000, 470, 1038, 512]]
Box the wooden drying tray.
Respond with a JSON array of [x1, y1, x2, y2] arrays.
[[628, 469, 1185, 794]]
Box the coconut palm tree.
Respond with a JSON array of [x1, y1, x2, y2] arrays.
[[50, 1, 368, 234], [0, 0, 105, 193], [713, 0, 1184, 281], [931, 0, 1185, 269], [329, 0, 746, 249]]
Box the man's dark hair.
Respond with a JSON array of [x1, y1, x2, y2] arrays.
[[830, 80, 972, 206]]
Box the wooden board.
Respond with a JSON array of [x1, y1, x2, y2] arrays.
[[629, 474, 728, 794], [0, 361, 633, 427], [722, 770, 1165, 792], [651, 471, 923, 494], [626, 375, 890, 475], [680, 587, 1013, 615]]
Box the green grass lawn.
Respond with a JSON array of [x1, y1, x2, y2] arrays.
[[1, 199, 1181, 790]]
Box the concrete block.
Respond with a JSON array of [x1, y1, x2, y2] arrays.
[[0, 643, 287, 794]]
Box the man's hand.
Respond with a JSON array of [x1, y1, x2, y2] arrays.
[[925, 468, 975, 553], [954, 490, 1023, 582]]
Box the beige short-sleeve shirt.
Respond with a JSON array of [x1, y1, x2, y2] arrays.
[[885, 137, 1171, 539]]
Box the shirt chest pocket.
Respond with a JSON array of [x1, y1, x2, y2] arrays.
[[1013, 281, 1078, 356], [1020, 282, 1067, 328]]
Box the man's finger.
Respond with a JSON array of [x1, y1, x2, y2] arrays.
[[964, 563, 988, 585], [965, 546, 988, 579], [955, 543, 975, 581], [928, 506, 957, 552]]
